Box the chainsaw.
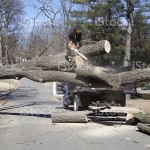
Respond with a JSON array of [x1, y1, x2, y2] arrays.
[[68, 41, 88, 61], [71, 48, 88, 61]]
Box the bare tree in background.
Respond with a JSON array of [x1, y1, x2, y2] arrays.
[[24, 0, 64, 57], [60, 0, 74, 33], [59, 0, 75, 50], [28, 23, 52, 57], [2, 0, 24, 65], [124, 0, 135, 67]]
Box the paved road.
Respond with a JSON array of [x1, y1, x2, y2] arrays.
[[0, 78, 149, 150]]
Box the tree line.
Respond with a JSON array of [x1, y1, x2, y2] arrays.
[[0, 0, 149, 69]]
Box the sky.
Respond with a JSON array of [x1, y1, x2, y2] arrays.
[[24, 0, 50, 20], [22, 0, 149, 32], [22, 0, 61, 31]]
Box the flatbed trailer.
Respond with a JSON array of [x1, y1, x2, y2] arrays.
[[63, 86, 126, 111]]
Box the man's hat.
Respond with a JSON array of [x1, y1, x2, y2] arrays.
[[74, 25, 81, 33]]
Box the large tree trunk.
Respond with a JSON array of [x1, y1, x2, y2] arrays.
[[126, 113, 150, 124], [118, 69, 150, 86], [0, 67, 150, 89], [75, 65, 120, 88], [0, 40, 150, 89], [124, 0, 135, 100], [124, 19, 132, 67], [124, 0, 134, 67]]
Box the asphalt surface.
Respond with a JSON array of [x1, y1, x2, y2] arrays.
[[0, 78, 149, 150]]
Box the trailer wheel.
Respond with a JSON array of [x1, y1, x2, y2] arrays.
[[63, 103, 68, 109], [73, 95, 80, 111]]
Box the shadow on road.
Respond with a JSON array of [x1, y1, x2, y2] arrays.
[[0, 111, 51, 118], [0, 102, 36, 111], [0, 91, 15, 98]]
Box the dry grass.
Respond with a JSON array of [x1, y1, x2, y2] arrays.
[[0, 79, 20, 92], [0, 79, 20, 106], [0, 100, 8, 105]]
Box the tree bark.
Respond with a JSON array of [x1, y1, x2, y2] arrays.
[[79, 40, 111, 56], [124, 18, 132, 67], [126, 113, 150, 124], [133, 113, 150, 124], [0, 40, 150, 89], [119, 68, 150, 86], [75, 65, 120, 88], [137, 123, 150, 135], [51, 112, 88, 123], [36, 40, 111, 70], [0, 69, 106, 87], [124, 0, 134, 67], [0, 65, 150, 89]]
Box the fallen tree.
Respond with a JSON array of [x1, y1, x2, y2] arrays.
[[126, 113, 150, 135], [35, 40, 111, 71], [137, 123, 150, 135], [0, 40, 150, 89], [126, 113, 150, 124]]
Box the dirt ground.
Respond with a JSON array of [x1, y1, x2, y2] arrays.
[[126, 99, 150, 113]]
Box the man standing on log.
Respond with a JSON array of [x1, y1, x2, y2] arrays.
[[65, 25, 83, 61]]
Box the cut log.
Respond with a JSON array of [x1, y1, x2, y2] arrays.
[[51, 112, 88, 123], [126, 113, 150, 124], [137, 123, 150, 135], [79, 40, 111, 56], [73, 55, 85, 66]]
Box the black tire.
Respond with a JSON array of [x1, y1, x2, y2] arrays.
[[73, 95, 80, 111]]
